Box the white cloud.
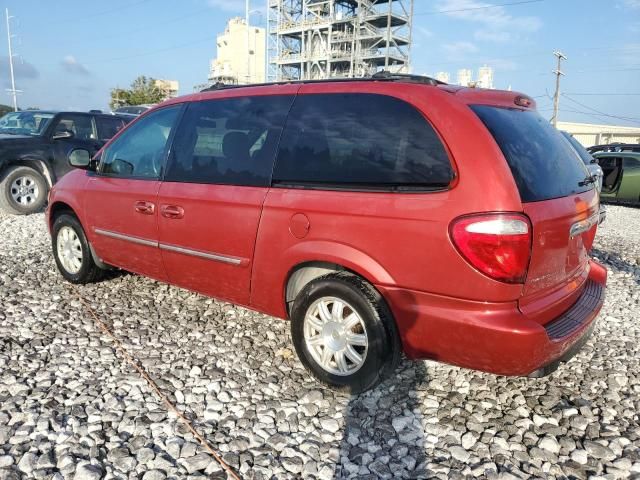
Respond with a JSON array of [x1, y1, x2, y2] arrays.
[[482, 58, 519, 71], [61, 55, 90, 75], [436, 0, 542, 32], [208, 0, 245, 13], [443, 41, 479, 58], [416, 26, 435, 38], [616, 43, 640, 66], [622, 0, 640, 8], [474, 30, 511, 43]]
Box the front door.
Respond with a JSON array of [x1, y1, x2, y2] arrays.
[[48, 114, 104, 181], [84, 105, 182, 281], [157, 92, 296, 305]]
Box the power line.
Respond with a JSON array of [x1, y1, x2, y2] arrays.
[[564, 93, 640, 96], [81, 36, 213, 65], [561, 94, 640, 123], [556, 107, 640, 127], [415, 0, 544, 16], [44, 0, 154, 27], [86, 6, 212, 42]]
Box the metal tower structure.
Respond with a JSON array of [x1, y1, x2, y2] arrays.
[[267, 0, 414, 82]]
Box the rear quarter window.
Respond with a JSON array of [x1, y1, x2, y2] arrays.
[[273, 93, 453, 191], [472, 106, 591, 202]]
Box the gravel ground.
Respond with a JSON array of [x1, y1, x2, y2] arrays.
[[0, 205, 639, 480]]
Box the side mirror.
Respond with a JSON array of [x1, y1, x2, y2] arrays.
[[53, 130, 74, 140], [68, 149, 93, 170]]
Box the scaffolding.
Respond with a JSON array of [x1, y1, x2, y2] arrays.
[[267, 0, 414, 81]]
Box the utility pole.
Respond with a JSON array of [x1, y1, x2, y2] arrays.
[[246, 0, 251, 84], [5, 8, 18, 112], [551, 50, 567, 128]]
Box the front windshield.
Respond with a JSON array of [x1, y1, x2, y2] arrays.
[[0, 111, 55, 136]]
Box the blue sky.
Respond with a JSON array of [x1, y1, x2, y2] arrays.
[[1, 0, 639, 127]]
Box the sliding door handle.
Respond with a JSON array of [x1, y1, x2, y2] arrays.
[[134, 201, 155, 215], [161, 204, 184, 219]]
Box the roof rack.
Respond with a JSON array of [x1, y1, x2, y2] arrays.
[[587, 143, 640, 154], [200, 71, 445, 93]]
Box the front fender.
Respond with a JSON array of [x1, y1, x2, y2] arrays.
[[46, 170, 90, 232], [0, 154, 55, 188]]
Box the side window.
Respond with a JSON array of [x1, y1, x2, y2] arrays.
[[99, 106, 181, 179], [273, 93, 453, 189], [165, 95, 295, 187], [624, 157, 640, 168], [95, 116, 126, 141], [51, 114, 95, 141]]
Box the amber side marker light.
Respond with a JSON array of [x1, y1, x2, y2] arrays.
[[514, 95, 534, 108]]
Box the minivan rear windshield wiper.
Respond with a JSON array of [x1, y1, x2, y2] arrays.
[[578, 175, 596, 187]]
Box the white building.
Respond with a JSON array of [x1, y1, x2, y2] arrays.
[[477, 66, 494, 89], [557, 122, 640, 148], [457, 69, 473, 87], [209, 17, 266, 85], [432, 67, 495, 88], [154, 79, 179, 101], [435, 72, 450, 83]]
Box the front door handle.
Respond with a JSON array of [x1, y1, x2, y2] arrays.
[[161, 204, 184, 219], [134, 201, 155, 215]]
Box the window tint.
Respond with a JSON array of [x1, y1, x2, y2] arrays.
[[52, 114, 95, 141], [272, 93, 453, 190], [95, 116, 126, 141], [165, 95, 294, 186], [99, 106, 180, 179], [472, 106, 591, 202], [560, 131, 594, 166]]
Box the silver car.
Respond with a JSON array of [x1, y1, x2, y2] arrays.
[[560, 131, 606, 224]]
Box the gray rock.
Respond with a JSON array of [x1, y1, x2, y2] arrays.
[[182, 453, 211, 473], [538, 436, 561, 454], [73, 463, 103, 480], [584, 440, 616, 461], [449, 446, 471, 463], [17, 452, 37, 474], [142, 470, 167, 480], [320, 418, 340, 433], [282, 456, 303, 474]]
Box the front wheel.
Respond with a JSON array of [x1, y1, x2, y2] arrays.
[[290, 272, 401, 393], [0, 166, 48, 215], [52, 213, 103, 284]]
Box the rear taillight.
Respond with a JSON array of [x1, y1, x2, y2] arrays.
[[450, 213, 532, 284]]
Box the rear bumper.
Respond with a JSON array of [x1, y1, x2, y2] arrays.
[[379, 260, 607, 376]]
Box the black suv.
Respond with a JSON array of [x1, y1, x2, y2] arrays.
[[0, 110, 127, 214]]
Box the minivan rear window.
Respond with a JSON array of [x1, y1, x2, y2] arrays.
[[471, 106, 592, 202], [273, 93, 453, 191]]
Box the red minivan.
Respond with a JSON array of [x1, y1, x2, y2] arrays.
[[46, 75, 606, 393]]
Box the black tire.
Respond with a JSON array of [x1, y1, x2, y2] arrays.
[[0, 165, 48, 215], [290, 272, 401, 394], [52, 213, 103, 284]]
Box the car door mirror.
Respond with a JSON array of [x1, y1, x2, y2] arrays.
[[53, 130, 74, 140], [68, 148, 94, 170]]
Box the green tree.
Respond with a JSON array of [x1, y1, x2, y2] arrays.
[[109, 76, 164, 110], [0, 104, 13, 118]]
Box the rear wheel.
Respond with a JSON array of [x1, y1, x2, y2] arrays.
[[0, 166, 48, 215], [52, 213, 103, 284], [290, 272, 401, 393]]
